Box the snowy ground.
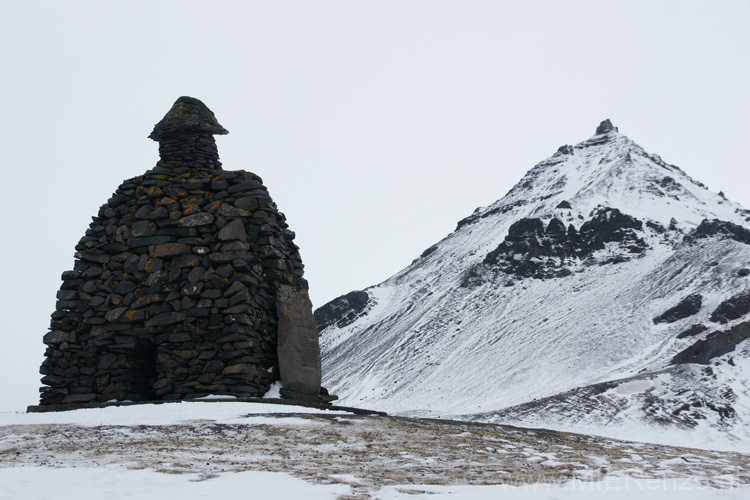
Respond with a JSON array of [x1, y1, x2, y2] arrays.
[[1, 401, 749, 499]]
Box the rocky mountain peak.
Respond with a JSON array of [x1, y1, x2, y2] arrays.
[[595, 118, 618, 135], [317, 119, 750, 449]]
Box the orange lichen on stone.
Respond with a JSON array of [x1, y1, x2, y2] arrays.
[[182, 204, 200, 215], [171, 256, 198, 268], [207, 200, 221, 212], [124, 310, 137, 320], [132, 294, 161, 308], [143, 258, 160, 272], [158, 197, 177, 206]]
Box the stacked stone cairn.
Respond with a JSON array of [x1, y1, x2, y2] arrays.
[[39, 97, 320, 405]]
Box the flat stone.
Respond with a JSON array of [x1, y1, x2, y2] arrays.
[[218, 219, 247, 242], [79, 252, 110, 264], [209, 251, 252, 263], [218, 204, 250, 217], [178, 213, 215, 227], [188, 266, 207, 283], [234, 197, 259, 211], [105, 307, 127, 322], [127, 235, 172, 247], [223, 281, 246, 297], [149, 206, 168, 220], [123, 254, 140, 274], [43, 331, 69, 344], [187, 307, 211, 317], [220, 241, 250, 251], [145, 311, 188, 327], [222, 363, 259, 377], [151, 242, 192, 257], [56, 290, 78, 301], [228, 181, 264, 194], [131, 220, 157, 237], [171, 254, 201, 268], [62, 394, 97, 404]]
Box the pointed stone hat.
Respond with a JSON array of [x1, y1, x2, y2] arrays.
[[148, 96, 229, 141]]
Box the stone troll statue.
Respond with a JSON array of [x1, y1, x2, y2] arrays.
[[37, 96, 335, 407]]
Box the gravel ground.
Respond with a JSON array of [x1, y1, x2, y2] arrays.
[[2, 411, 749, 499]]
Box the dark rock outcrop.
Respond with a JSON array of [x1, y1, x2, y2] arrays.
[[482, 207, 647, 280], [39, 97, 312, 405], [671, 322, 750, 365], [595, 119, 618, 135], [676, 324, 708, 339], [710, 291, 750, 324], [653, 294, 703, 324], [314, 290, 370, 331], [684, 219, 750, 246]]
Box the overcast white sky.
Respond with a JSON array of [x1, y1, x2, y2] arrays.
[[1, 1, 748, 411]]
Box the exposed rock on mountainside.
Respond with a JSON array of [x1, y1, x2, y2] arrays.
[[316, 119, 750, 450], [672, 321, 750, 365], [313, 291, 370, 331], [475, 207, 647, 281], [710, 292, 750, 324], [654, 294, 703, 324]]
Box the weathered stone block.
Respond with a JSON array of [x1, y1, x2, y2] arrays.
[[276, 285, 321, 397], [151, 242, 192, 257], [178, 213, 215, 227], [217, 219, 247, 242], [222, 363, 259, 378], [43, 331, 70, 345], [145, 311, 188, 327]]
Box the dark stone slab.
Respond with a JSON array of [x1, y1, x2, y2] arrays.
[[178, 213, 215, 227], [127, 235, 172, 247], [218, 219, 247, 242], [228, 181, 264, 194], [145, 311, 188, 327], [276, 285, 322, 397], [151, 242, 192, 257], [43, 331, 69, 344], [218, 204, 250, 217], [131, 220, 156, 237]]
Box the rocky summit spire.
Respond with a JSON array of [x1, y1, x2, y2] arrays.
[[595, 118, 618, 135], [149, 96, 229, 171]]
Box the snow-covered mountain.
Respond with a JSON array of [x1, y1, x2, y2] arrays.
[[316, 120, 750, 450]]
